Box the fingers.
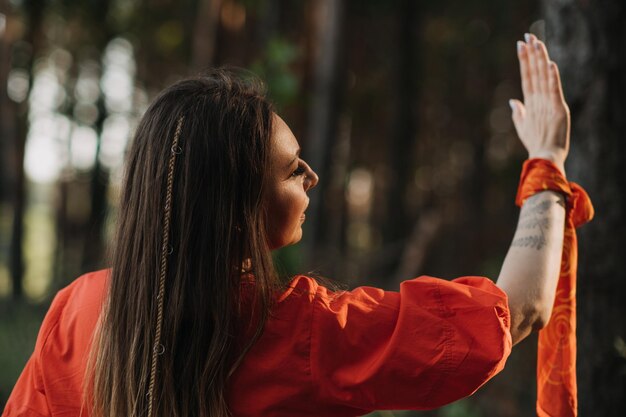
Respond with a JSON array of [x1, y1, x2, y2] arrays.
[[534, 41, 550, 94], [525, 34, 540, 99], [509, 99, 526, 131], [517, 41, 533, 100], [519, 33, 559, 100], [549, 61, 566, 105], [524, 33, 539, 98]]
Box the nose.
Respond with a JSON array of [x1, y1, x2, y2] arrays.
[[304, 162, 319, 191]]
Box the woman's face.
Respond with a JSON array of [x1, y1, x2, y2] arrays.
[[265, 114, 319, 250]]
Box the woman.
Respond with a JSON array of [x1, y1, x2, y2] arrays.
[[4, 34, 573, 416]]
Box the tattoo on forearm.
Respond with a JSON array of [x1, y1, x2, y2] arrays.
[[519, 199, 552, 220], [518, 217, 550, 230], [512, 197, 554, 250], [511, 234, 547, 250]]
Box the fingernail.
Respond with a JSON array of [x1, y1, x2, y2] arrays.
[[509, 99, 516, 111], [517, 41, 524, 52], [534, 40, 540, 50], [524, 33, 531, 43]]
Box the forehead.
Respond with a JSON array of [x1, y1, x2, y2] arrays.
[[272, 114, 300, 158]]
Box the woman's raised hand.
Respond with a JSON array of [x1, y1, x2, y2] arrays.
[[510, 33, 570, 176]]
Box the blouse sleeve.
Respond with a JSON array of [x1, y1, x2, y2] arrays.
[[310, 275, 512, 413]]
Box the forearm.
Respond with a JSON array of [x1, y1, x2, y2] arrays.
[[496, 190, 566, 345]]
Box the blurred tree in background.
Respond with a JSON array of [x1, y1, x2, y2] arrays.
[[1, 0, 624, 415], [542, 0, 626, 414]]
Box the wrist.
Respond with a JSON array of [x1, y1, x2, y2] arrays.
[[528, 153, 566, 178], [516, 159, 571, 208]]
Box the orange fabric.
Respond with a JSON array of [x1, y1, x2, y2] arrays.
[[2, 270, 108, 417], [516, 158, 594, 417], [4, 270, 511, 416]]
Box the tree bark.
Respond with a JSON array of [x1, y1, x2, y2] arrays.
[[7, 0, 45, 299], [81, 95, 109, 274], [302, 0, 344, 266], [0, 2, 17, 207], [543, 0, 626, 414], [191, 0, 222, 71], [385, 0, 419, 246]]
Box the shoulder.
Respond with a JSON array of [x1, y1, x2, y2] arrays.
[[37, 269, 109, 378], [276, 275, 320, 302], [42, 269, 109, 334], [58, 268, 110, 314], [37, 269, 109, 348]]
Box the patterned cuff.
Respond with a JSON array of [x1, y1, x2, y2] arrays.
[[516, 158, 594, 228]]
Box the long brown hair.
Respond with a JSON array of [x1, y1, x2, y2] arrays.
[[90, 69, 281, 417]]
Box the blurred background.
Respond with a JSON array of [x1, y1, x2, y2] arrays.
[[0, 0, 624, 415]]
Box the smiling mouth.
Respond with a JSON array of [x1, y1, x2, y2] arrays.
[[300, 213, 306, 221]]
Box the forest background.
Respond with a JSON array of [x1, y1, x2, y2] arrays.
[[1, 0, 624, 415]]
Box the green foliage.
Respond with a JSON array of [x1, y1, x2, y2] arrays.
[[0, 301, 48, 406], [250, 36, 300, 109], [361, 400, 483, 417], [272, 244, 303, 278], [155, 20, 185, 54], [439, 399, 483, 417]]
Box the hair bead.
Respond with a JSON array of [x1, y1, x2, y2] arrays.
[[154, 344, 165, 355]]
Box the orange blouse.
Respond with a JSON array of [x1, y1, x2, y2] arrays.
[[3, 269, 511, 416]]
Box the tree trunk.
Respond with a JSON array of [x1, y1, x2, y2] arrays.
[[79, 0, 113, 278], [385, 0, 419, 247], [191, 0, 222, 71], [302, 0, 344, 267], [81, 95, 109, 273], [0, 2, 17, 207], [7, 0, 45, 299], [543, 0, 626, 414]]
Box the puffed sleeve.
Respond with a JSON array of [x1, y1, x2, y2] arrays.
[[310, 275, 512, 413]]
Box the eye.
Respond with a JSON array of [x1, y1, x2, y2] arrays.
[[291, 164, 306, 178]]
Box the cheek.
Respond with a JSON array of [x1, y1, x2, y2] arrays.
[[267, 184, 308, 248]]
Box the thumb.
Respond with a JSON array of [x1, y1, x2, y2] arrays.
[[508, 99, 525, 132]]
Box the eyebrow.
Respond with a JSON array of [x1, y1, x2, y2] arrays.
[[286, 148, 301, 168]]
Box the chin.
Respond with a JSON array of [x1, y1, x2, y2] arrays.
[[286, 227, 304, 248], [269, 228, 303, 250], [284, 230, 303, 248], [293, 226, 303, 243]]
